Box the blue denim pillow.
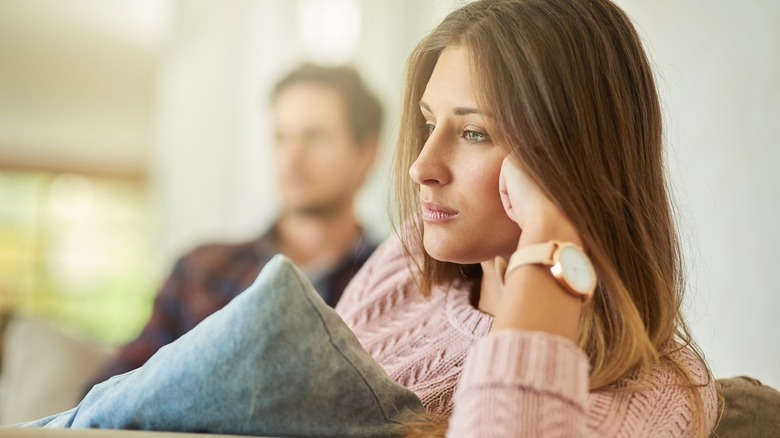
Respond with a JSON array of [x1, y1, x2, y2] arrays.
[[25, 255, 424, 437]]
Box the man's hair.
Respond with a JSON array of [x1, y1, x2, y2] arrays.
[[271, 64, 383, 146]]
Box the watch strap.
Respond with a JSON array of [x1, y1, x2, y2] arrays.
[[495, 241, 558, 285], [496, 240, 595, 303]]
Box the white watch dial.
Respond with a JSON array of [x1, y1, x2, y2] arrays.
[[559, 245, 595, 293]]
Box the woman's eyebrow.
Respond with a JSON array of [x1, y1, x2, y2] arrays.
[[419, 100, 484, 116], [453, 107, 482, 116]]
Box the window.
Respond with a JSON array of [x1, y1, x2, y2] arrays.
[[0, 170, 159, 344]]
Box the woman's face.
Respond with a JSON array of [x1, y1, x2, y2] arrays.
[[410, 45, 522, 264]]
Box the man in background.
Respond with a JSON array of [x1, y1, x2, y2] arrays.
[[88, 64, 383, 386]]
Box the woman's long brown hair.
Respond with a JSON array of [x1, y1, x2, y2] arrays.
[[392, 0, 712, 435]]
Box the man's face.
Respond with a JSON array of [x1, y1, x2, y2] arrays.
[[273, 83, 373, 217]]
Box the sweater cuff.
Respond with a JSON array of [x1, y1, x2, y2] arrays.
[[459, 330, 591, 407]]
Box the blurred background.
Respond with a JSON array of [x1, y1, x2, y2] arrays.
[[0, 0, 777, 388]]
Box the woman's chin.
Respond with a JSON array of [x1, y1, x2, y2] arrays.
[[423, 240, 484, 265], [423, 240, 453, 262]]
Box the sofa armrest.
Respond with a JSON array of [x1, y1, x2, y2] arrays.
[[0, 316, 114, 425]]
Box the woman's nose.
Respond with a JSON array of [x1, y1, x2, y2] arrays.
[[409, 134, 450, 186]]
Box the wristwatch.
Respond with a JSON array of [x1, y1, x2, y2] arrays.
[[495, 240, 597, 302]]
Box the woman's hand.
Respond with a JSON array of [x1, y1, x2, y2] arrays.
[[491, 156, 585, 341], [498, 156, 553, 230], [498, 156, 582, 247]]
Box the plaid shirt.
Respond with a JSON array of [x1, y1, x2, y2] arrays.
[[89, 226, 376, 389]]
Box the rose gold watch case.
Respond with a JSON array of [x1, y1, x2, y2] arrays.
[[548, 241, 597, 302]]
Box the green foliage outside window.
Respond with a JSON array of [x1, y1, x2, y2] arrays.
[[0, 171, 159, 345]]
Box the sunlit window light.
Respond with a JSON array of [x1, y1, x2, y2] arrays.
[[297, 0, 362, 65]]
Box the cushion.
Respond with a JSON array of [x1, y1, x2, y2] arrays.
[[22, 255, 424, 437], [0, 315, 113, 425], [714, 376, 780, 437]]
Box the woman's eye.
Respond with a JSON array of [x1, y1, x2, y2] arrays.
[[422, 123, 435, 139], [463, 130, 489, 143]]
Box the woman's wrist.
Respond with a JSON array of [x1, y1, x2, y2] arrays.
[[517, 207, 583, 249], [492, 262, 584, 341], [491, 207, 585, 342]]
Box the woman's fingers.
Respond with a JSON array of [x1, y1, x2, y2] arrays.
[[499, 156, 553, 230], [498, 160, 519, 223]]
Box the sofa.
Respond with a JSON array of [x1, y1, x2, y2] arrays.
[[1, 307, 779, 437], [0, 315, 114, 426], [1, 428, 243, 438], [0, 315, 272, 438], [0, 256, 425, 437], [0, 311, 276, 438]]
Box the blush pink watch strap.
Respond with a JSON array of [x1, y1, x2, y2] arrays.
[[495, 241, 558, 285]]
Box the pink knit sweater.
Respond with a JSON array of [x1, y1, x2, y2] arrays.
[[335, 236, 718, 437]]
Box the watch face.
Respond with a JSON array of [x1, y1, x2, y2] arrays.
[[558, 245, 596, 294]]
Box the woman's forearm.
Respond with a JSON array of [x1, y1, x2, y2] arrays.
[[490, 217, 585, 343]]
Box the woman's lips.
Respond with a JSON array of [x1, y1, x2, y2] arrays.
[[421, 201, 458, 223]]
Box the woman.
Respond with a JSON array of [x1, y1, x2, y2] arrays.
[[336, 0, 718, 435]]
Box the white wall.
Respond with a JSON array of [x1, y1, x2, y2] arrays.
[[614, 0, 780, 387], [150, 0, 297, 262]]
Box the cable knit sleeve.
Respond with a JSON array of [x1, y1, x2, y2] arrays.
[[448, 330, 717, 437]]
